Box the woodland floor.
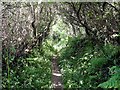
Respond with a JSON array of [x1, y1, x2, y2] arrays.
[[51, 55, 63, 90]]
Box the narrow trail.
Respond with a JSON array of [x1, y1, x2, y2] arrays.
[[51, 55, 63, 90]]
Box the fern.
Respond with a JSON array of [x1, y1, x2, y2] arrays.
[[98, 66, 120, 89]]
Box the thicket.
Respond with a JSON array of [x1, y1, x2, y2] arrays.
[[2, 46, 53, 89], [1, 2, 120, 89], [59, 36, 120, 89]]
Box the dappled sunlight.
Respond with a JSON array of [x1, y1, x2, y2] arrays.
[[49, 16, 70, 53], [53, 82, 62, 86], [51, 54, 63, 89], [53, 72, 62, 77], [2, 2, 120, 89]]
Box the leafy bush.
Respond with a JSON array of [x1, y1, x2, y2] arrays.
[[98, 66, 120, 89], [2, 47, 52, 89], [59, 36, 120, 89]]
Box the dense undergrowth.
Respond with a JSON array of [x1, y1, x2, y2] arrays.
[[2, 35, 120, 89], [2, 43, 53, 89], [2, 26, 120, 90], [2, 16, 120, 89], [58, 36, 120, 89], [2, 2, 120, 89]]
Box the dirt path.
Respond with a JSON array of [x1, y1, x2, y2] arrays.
[[51, 55, 63, 90]]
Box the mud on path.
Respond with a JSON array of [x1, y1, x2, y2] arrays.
[[51, 55, 63, 90]]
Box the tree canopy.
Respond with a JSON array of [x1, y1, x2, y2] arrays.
[[2, 2, 120, 89]]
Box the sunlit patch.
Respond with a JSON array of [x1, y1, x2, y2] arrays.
[[84, 57, 88, 60], [53, 82, 62, 86], [53, 73, 62, 76], [80, 80, 83, 84], [34, 58, 38, 60], [18, 37, 22, 41], [25, 49, 29, 52]]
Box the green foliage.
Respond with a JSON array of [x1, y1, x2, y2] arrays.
[[2, 47, 52, 89], [2, 2, 120, 89], [90, 57, 107, 69], [102, 44, 120, 58], [98, 66, 120, 89], [42, 40, 57, 56], [59, 36, 120, 89], [3, 33, 120, 89]]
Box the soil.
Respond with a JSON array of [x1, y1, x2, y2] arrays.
[[51, 55, 63, 90]]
